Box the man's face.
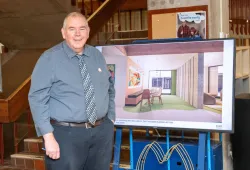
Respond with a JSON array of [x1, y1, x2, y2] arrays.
[[61, 16, 90, 53], [182, 21, 186, 27]]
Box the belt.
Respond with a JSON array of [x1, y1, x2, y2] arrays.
[[50, 117, 105, 128]]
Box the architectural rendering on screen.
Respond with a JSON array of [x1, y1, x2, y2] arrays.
[[97, 39, 234, 132]]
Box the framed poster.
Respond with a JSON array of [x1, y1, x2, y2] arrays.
[[176, 11, 206, 39]]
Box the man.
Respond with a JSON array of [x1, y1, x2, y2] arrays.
[[177, 20, 190, 38], [28, 12, 115, 170]]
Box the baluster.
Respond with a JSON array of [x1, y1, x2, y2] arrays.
[[90, 0, 93, 14], [81, 0, 85, 15]]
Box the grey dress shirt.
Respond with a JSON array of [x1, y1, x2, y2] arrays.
[[28, 41, 115, 137]]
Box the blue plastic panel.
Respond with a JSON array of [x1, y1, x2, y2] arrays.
[[132, 139, 222, 170]]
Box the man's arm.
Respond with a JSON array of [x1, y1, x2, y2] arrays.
[[107, 76, 116, 122], [28, 53, 54, 137], [28, 53, 60, 159], [97, 49, 116, 122]]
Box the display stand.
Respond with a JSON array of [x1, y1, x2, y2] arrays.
[[166, 130, 170, 170], [113, 127, 122, 170], [197, 132, 206, 170], [129, 128, 134, 170], [113, 128, 212, 170]]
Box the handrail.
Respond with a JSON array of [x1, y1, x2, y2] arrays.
[[87, 0, 110, 22], [6, 77, 31, 101]]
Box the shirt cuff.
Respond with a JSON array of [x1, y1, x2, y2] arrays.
[[35, 122, 54, 137], [107, 112, 116, 122]]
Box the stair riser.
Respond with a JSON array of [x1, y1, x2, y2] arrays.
[[11, 157, 45, 170], [11, 156, 125, 170], [24, 141, 130, 162], [113, 30, 148, 39], [24, 141, 44, 154]]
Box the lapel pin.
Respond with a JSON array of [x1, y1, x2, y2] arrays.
[[98, 68, 102, 72]]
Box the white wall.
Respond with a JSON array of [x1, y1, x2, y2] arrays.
[[102, 46, 128, 107], [204, 52, 223, 67]]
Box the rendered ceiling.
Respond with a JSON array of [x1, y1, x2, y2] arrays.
[[0, 0, 78, 49]]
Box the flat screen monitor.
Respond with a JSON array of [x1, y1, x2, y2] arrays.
[[95, 38, 235, 133]]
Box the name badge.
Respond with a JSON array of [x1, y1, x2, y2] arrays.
[[98, 68, 102, 72]]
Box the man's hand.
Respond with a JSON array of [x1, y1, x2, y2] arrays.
[[111, 120, 115, 124], [43, 133, 60, 159]]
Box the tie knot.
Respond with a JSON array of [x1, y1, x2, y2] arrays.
[[76, 54, 83, 60]]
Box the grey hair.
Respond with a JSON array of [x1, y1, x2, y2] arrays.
[[62, 12, 88, 29]]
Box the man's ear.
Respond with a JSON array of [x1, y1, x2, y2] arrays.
[[61, 28, 66, 39]]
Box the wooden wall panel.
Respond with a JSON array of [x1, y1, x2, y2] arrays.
[[229, 0, 250, 19]]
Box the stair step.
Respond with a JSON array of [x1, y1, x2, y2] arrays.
[[110, 161, 130, 170], [10, 152, 130, 170], [10, 153, 45, 170], [114, 29, 148, 39], [0, 166, 23, 170], [110, 37, 148, 41], [24, 137, 44, 154], [117, 29, 148, 33], [108, 37, 148, 45]]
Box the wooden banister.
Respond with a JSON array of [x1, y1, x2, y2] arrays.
[[0, 77, 31, 123], [0, 99, 8, 123], [7, 77, 31, 122]]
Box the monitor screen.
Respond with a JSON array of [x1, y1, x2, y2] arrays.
[[96, 39, 235, 132]]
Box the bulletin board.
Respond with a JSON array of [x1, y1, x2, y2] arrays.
[[148, 5, 209, 40]]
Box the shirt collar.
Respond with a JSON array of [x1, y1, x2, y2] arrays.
[[62, 40, 91, 58]]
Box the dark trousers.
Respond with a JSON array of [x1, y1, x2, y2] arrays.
[[45, 117, 114, 170]]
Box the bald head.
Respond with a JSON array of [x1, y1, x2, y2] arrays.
[[63, 12, 88, 29]]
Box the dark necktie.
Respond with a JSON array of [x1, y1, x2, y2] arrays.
[[77, 54, 97, 125]]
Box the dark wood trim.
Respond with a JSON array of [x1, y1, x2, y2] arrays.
[[71, 0, 76, 6], [78, 0, 147, 12], [148, 5, 209, 39], [118, 10, 121, 31], [90, 0, 93, 14], [81, 0, 85, 15], [124, 41, 223, 56], [140, 9, 143, 30], [130, 10, 132, 30]]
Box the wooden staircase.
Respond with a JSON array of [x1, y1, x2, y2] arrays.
[[0, 0, 149, 167]]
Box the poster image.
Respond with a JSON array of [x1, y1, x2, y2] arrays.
[[96, 39, 235, 132], [128, 66, 141, 88], [107, 64, 115, 83], [176, 11, 206, 39]]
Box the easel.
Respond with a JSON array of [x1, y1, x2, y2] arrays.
[[113, 127, 215, 170]]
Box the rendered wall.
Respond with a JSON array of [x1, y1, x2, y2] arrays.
[[176, 53, 204, 109], [171, 70, 176, 95], [102, 47, 128, 107]]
